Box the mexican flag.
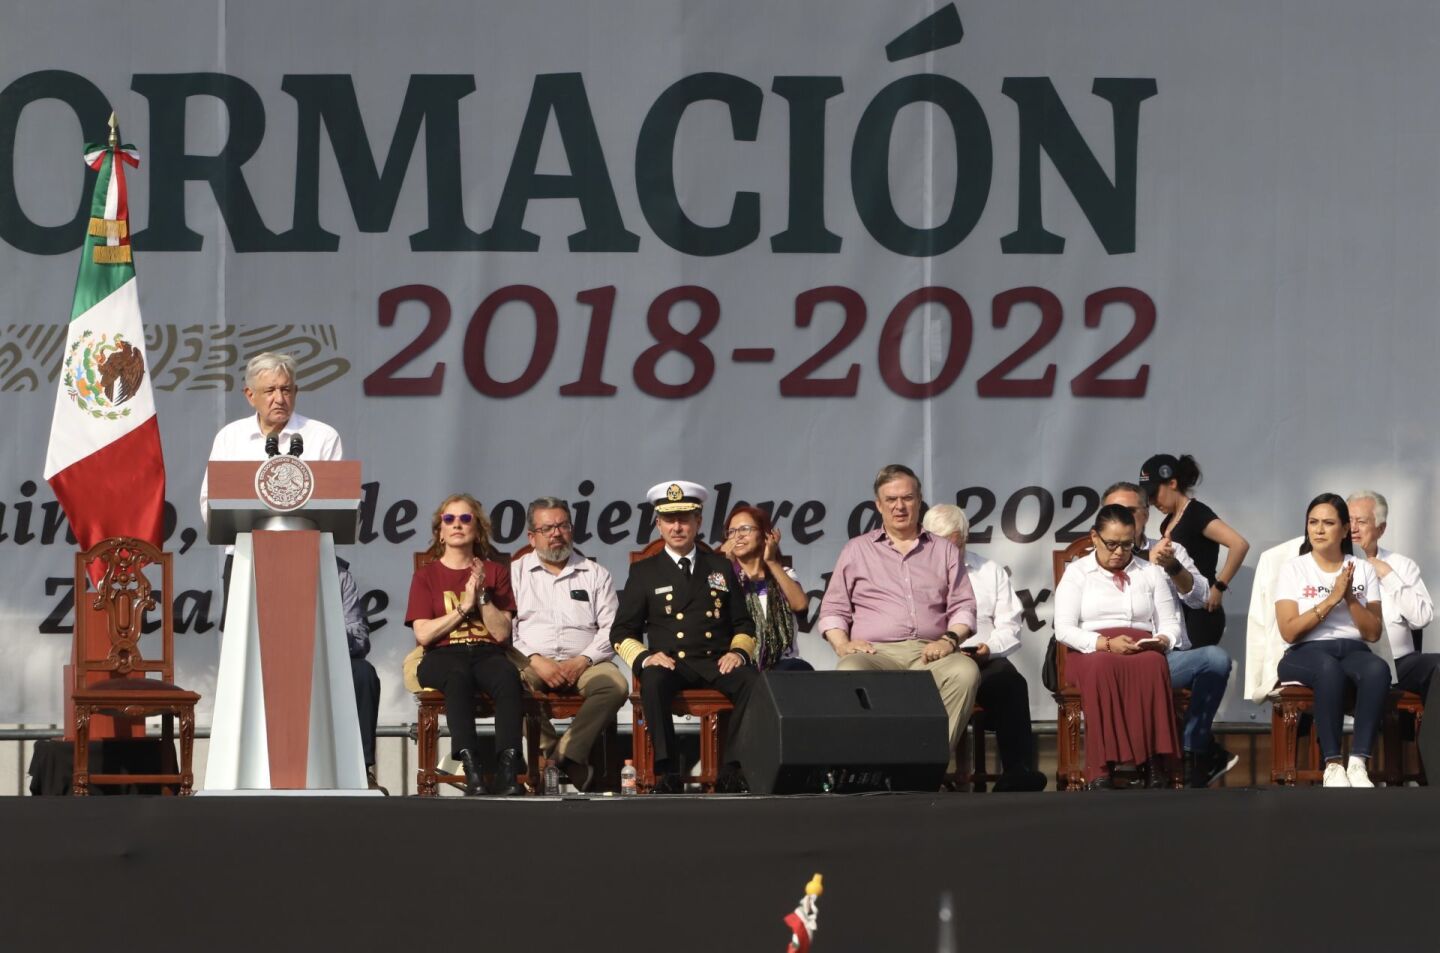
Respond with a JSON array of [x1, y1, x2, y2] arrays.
[[43, 123, 166, 558]]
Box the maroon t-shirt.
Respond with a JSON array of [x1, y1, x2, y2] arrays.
[[405, 557, 516, 648]]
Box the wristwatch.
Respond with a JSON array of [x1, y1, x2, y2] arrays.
[[1213, 579, 1228, 592], [477, 588, 490, 605]]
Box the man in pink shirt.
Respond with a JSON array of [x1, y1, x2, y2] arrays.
[[818, 464, 981, 775]]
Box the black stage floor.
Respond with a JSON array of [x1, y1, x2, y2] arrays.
[[5, 789, 1436, 952]]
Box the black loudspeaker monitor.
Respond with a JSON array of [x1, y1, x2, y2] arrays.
[[735, 670, 950, 794]]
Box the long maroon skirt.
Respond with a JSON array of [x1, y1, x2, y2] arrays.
[[1065, 627, 1180, 782]]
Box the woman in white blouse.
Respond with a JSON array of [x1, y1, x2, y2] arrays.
[[1055, 503, 1183, 790], [1274, 493, 1386, 788]]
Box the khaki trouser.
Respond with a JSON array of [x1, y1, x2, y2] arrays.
[[511, 652, 628, 765], [836, 639, 980, 773]]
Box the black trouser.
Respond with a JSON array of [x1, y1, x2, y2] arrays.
[[351, 657, 381, 767], [1396, 652, 1440, 696], [1276, 640, 1388, 760], [417, 643, 523, 760], [974, 657, 1036, 774], [639, 658, 757, 772], [1182, 603, 1227, 648]]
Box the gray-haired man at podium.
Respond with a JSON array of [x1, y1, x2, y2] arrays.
[[198, 351, 342, 519], [202, 351, 344, 624]]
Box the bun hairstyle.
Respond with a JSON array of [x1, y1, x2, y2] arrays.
[[1171, 455, 1202, 493], [1298, 493, 1354, 557]]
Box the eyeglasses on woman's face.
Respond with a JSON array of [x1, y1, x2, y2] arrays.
[[441, 513, 474, 525], [725, 524, 759, 539], [1094, 534, 1135, 553]]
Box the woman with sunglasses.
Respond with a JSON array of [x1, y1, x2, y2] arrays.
[[718, 505, 812, 671], [1273, 493, 1386, 787], [1054, 504, 1183, 789], [405, 493, 524, 795]]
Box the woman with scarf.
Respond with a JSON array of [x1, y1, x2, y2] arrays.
[[718, 505, 812, 671], [1054, 503, 1183, 790]]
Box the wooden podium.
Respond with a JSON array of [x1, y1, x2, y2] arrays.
[[202, 458, 371, 793]]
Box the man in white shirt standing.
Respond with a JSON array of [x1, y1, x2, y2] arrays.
[[199, 351, 343, 519], [509, 496, 628, 791], [1348, 490, 1436, 697], [1103, 482, 1235, 787], [201, 351, 343, 625], [922, 504, 1047, 791]]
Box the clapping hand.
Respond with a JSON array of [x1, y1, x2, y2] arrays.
[[763, 530, 783, 564]]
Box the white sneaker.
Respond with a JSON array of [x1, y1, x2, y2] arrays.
[[1346, 760, 1374, 788], [1322, 763, 1351, 788]]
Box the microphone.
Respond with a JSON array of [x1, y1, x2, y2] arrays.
[[288, 434, 304, 458], [264, 435, 280, 457]]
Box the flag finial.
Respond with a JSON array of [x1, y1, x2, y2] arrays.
[[107, 112, 118, 148]]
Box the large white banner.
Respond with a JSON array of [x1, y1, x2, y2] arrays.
[[2, 0, 1439, 726]]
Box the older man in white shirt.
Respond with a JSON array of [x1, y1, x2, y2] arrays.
[[510, 496, 628, 791], [202, 351, 343, 627], [1103, 482, 1235, 787], [922, 504, 1047, 791], [1348, 490, 1437, 697], [199, 351, 343, 520]]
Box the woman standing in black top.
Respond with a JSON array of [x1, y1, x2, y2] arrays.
[[1139, 454, 1251, 647]]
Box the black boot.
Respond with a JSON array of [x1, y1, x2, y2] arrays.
[[1184, 751, 1206, 788], [1145, 758, 1171, 789], [457, 749, 486, 796], [491, 747, 525, 796]]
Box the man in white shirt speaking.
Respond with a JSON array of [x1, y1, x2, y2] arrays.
[[922, 504, 1047, 791], [201, 351, 343, 626], [509, 496, 628, 791], [1347, 490, 1436, 697], [199, 351, 343, 520]]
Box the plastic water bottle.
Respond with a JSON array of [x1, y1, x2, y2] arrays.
[[620, 759, 638, 795], [543, 759, 560, 796]]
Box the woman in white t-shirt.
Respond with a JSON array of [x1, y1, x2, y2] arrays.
[[1274, 493, 1386, 788]]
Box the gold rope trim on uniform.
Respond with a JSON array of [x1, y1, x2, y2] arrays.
[[93, 244, 132, 264], [88, 217, 128, 240], [729, 633, 758, 661], [616, 638, 647, 668]]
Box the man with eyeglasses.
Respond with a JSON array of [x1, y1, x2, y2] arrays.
[[509, 497, 628, 791], [1102, 482, 1235, 787], [200, 351, 345, 627], [1347, 490, 1436, 699], [818, 464, 980, 780], [199, 351, 343, 521]]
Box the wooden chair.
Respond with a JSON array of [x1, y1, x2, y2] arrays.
[[623, 538, 734, 793], [1270, 684, 1425, 785], [409, 546, 618, 795], [1051, 538, 1188, 790], [951, 706, 1001, 792], [70, 537, 200, 796]]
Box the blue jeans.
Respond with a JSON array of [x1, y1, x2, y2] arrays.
[[1276, 639, 1389, 760], [1166, 645, 1232, 752]]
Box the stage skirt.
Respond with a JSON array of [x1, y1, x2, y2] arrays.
[[1065, 627, 1180, 782]]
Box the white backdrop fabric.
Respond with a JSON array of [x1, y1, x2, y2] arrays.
[[2, 0, 1439, 726]]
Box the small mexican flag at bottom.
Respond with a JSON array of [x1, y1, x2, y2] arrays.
[[783, 874, 824, 953], [43, 113, 166, 567]]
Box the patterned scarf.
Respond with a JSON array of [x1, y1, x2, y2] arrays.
[[735, 561, 797, 669]]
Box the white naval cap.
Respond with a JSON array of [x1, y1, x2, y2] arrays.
[[647, 480, 709, 514]]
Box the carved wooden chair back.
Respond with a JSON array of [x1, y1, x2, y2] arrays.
[[72, 536, 174, 690]]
